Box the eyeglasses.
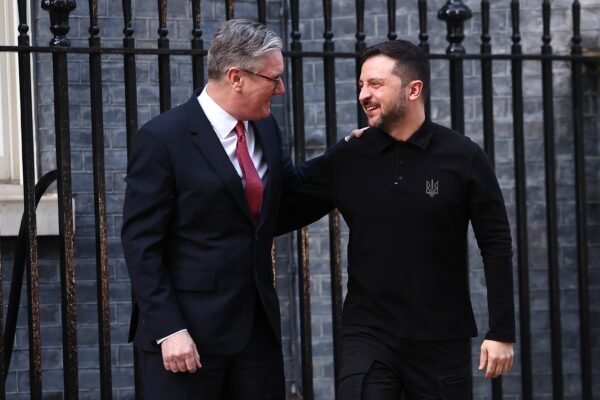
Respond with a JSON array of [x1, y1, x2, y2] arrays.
[[239, 68, 282, 90]]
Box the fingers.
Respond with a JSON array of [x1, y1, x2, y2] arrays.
[[480, 340, 515, 379], [478, 345, 488, 372], [173, 359, 190, 373], [163, 349, 199, 373], [344, 127, 368, 141], [195, 349, 202, 369], [480, 341, 510, 379], [161, 331, 202, 374], [184, 355, 198, 373], [486, 360, 501, 379], [163, 353, 197, 373], [487, 357, 510, 379]]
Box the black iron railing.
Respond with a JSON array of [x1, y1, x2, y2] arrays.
[[0, 0, 597, 399]]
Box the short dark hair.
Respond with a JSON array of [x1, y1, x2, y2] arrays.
[[362, 40, 430, 99]]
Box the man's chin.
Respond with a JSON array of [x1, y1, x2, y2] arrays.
[[368, 118, 382, 129], [365, 116, 377, 126], [255, 110, 271, 120]]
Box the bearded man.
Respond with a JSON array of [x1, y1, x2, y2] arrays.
[[279, 40, 515, 399]]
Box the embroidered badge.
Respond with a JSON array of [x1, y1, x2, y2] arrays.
[[425, 179, 439, 198]]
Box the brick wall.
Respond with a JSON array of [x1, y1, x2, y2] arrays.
[[1, 0, 598, 398]]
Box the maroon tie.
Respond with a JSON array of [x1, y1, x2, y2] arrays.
[[235, 121, 263, 222]]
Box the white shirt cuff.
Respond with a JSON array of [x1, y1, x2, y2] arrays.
[[156, 329, 188, 345]]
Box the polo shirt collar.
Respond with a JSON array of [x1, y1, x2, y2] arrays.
[[409, 118, 433, 150], [372, 118, 433, 152]]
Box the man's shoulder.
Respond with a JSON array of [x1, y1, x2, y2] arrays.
[[430, 122, 480, 156], [140, 96, 199, 137], [320, 128, 383, 165], [324, 135, 357, 158]]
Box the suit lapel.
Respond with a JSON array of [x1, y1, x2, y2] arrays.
[[185, 91, 254, 223], [252, 119, 276, 229]]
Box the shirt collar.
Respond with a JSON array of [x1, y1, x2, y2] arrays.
[[372, 118, 433, 152], [409, 118, 433, 150], [198, 88, 247, 138]]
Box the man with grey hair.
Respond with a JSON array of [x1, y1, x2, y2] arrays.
[[122, 19, 303, 399]]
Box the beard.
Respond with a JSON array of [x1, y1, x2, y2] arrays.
[[372, 97, 408, 131]]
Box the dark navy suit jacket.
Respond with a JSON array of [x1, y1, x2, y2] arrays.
[[122, 89, 304, 354]]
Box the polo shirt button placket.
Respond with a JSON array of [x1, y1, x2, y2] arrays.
[[395, 158, 404, 185]]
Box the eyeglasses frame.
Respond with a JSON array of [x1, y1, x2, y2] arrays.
[[239, 68, 282, 90]]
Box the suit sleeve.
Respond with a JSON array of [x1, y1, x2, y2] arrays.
[[121, 128, 187, 345], [468, 147, 516, 343]]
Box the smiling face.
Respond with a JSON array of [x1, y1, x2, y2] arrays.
[[358, 55, 409, 131], [239, 50, 285, 120]]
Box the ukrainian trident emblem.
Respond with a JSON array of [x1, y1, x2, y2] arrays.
[[425, 179, 439, 198]]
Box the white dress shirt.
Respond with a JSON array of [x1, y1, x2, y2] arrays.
[[198, 87, 268, 183]]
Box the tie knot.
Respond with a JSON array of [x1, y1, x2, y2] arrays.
[[235, 121, 245, 138]]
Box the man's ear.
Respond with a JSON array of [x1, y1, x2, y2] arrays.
[[408, 80, 424, 101], [226, 67, 244, 91]]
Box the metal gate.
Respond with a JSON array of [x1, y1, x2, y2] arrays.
[[0, 0, 598, 399]]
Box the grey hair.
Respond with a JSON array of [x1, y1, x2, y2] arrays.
[[207, 19, 283, 80]]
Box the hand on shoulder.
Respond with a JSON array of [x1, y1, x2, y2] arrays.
[[344, 127, 368, 142]]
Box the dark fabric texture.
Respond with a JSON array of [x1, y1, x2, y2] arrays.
[[139, 303, 285, 400], [338, 328, 471, 400], [121, 87, 318, 356], [279, 119, 515, 342]]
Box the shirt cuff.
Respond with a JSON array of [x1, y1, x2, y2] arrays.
[[156, 329, 188, 345]]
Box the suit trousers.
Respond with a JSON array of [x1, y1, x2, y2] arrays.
[[337, 328, 471, 400], [138, 302, 285, 400]]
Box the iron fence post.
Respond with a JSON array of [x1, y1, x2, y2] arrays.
[[571, 2, 592, 398], [40, 1, 79, 398], [438, 2, 473, 398], [290, 0, 314, 397]]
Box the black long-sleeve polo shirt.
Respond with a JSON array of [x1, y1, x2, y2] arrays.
[[280, 119, 515, 342]]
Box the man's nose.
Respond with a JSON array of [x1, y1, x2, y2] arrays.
[[358, 86, 369, 102], [274, 79, 285, 95]]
